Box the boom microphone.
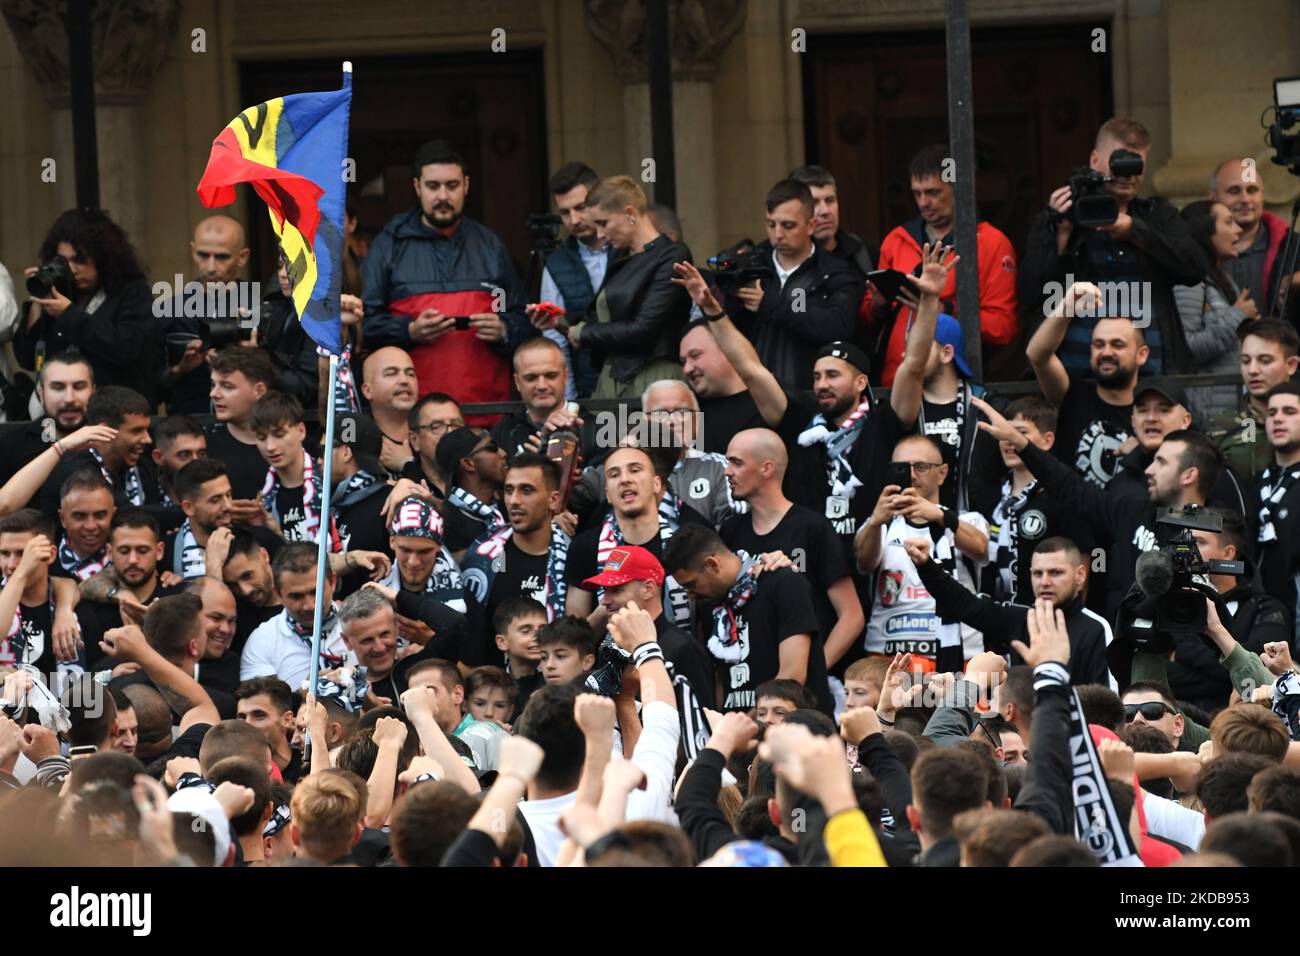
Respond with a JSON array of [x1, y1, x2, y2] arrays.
[[1135, 549, 1174, 599]]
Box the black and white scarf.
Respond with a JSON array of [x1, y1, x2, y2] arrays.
[[158, 476, 175, 508], [797, 398, 869, 499], [5, 589, 56, 666], [260, 449, 327, 543], [333, 470, 385, 509], [460, 523, 570, 620], [90, 447, 143, 506], [318, 343, 362, 415], [282, 603, 349, 671], [990, 476, 1037, 600], [448, 485, 507, 534], [380, 548, 466, 615], [1257, 462, 1300, 543], [596, 497, 688, 628], [1037, 662, 1139, 865], [171, 519, 206, 580], [57, 537, 108, 582], [709, 550, 761, 662]]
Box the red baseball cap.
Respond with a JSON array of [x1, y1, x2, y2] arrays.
[[582, 545, 665, 590]]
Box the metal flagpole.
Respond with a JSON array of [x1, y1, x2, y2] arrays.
[[307, 352, 340, 761]]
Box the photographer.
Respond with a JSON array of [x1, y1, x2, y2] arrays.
[[18, 209, 160, 407], [159, 215, 252, 414], [1159, 510, 1290, 712], [713, 179, 863, 391], [1018, 117, 1204, 376]]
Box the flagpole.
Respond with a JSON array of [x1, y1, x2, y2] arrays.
[[307, 352, 340, 761]]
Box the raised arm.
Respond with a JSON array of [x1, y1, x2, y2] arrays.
[[891, 243, 959, 426], [0, 425, 117, 516], [671, 261, 788, 426], [1025, 281, 1099, 404], [100, 625, 220, 730]]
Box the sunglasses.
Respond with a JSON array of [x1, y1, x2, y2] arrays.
[[1124, 701, 1175, 722]]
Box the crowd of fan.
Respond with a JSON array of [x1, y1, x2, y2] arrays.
[[2, 114, 1300, 867]]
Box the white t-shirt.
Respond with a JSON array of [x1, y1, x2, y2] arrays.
[[239, 611, 351, 688], [1140, 791, 1205, 851], [519, 790, 578, 867], [862, 512, 989, 662]]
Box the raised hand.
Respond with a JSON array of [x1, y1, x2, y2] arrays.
[[573, 693, 616, 741], [971, 396, 1027, 449], [1010, 599, 1071, 668]]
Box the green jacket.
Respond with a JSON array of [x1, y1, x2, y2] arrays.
[[1204, 393, 1271, 483], [1131, 643, 1274, 753]]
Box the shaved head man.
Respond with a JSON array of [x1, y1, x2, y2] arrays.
[[1210, 157, 1298, 314], [192, 215, 250, 285], [165, 215, 253, 413], [362, 346, 419, 472], [720, 427, 865, 679]]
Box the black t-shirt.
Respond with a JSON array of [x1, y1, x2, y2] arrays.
[[1052, 379, 1133, 488], [565, 504, 712, 587], [719, 503, 850, 710], [699, 392, 765, 456], [920, 398, 962, 510], [80, 580, 186, 672], [334, 484, 392, 599], [391, 592, 473, 671], [468, 539, 551, 665], [36, 450, 162, 515], [0, 598, 56, 676], [271, 484, 314, 543], [655, 614, 717, 713], [205, 423, 269, 500], [711, 567, 824, 713], [0, 421, 54, 488], [444, 504, 490, 555]]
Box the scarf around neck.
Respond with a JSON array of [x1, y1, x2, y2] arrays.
[[797, 398, 870, 500], [461, 522, 571, 621], [90, 447, 143, 506], [1257, 461, 1300, 543], [448, 485, 507, 533], [708, 550, 760, 663], [260, 449, 325, 543], [597, 499, 689, 628]]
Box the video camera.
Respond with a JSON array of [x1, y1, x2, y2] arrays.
[[706, 238, 768, 296], [1266, 75, 1300, 174], [1123, 505, 1245, 653], [1066, 149, 1145, 228], [528, 213, 562, 251]]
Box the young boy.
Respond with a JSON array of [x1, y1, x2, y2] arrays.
[[844, 656, 890, 711], [460, 666, 518, 729], [536, 615, 597, 686], [250, 391, 338, 546], [492, 596, 547, 717], [452, 666, 517, 773], [754, 679, 816, 726]]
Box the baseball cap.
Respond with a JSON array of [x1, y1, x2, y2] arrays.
[[333, 413, 386, 478], [435, 426, 489, 476], [1134, 378, 1188, 409], [581, 545, 665, 590], [388, 495, 444, 542], [816, 341, 871, 376], [934, 313, 974, 379]]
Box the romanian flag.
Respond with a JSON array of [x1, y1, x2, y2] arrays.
[[196, 65, 352, 355]]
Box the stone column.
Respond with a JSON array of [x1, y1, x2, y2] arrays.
[[1, 0, 180, 254], [586, 0, 746, 258]]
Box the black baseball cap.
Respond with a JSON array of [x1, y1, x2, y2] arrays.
[[816, 341, 871, 377], [1134, 378, 1188, 409], [332, 413, 386, 478], [435, 425, 489, 476]]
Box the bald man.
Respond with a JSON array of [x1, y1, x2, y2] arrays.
[[361, 346, 419, 473], [162, 216, 253, 413], [718, 428, 864, 687], [1209, 158, 1299, 316]]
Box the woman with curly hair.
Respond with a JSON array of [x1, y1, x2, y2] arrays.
[[19, 208, 160, 406]]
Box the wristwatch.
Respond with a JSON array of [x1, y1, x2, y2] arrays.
[[106, 586, 120, 600], [938, 506, 959, 533]]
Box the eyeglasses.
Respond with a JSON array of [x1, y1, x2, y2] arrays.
[[896, 460, 941, 475], [471, 441, 500, 456], [1124, 701, 1175, 722], [414, 418, 464, 435]]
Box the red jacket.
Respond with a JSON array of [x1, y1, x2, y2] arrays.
[[870, 219, 1018, 385]]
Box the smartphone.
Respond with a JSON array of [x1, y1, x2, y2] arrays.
[[866, 269, 920, 304], [454, 315, 471, 331], [887, 461, 912, 489]]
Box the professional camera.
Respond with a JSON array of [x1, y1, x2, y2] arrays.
[[528, 213, 562, 251], [1122, 505, 1245, 653], [706, 238, 768, 296], [199, 315, 253, 350], [1066, 149, 1145, 228], [26, 255, 74, 299], [1266, 75, 1300, 174]]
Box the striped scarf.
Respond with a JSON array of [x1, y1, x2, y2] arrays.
[[596, 497, 688, 627], [1257, 462, 1300, 544], [460, 522, 571, 621], [260, 450, 325, 543], [319, 343, 362, 415], [57, 537, 108, 582], [797, 398, 870, 499], [448, 486, 507, 533], [989, 476, 1037, 601], [89, 447, 143, 506], [708, 550, 760, 663]]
